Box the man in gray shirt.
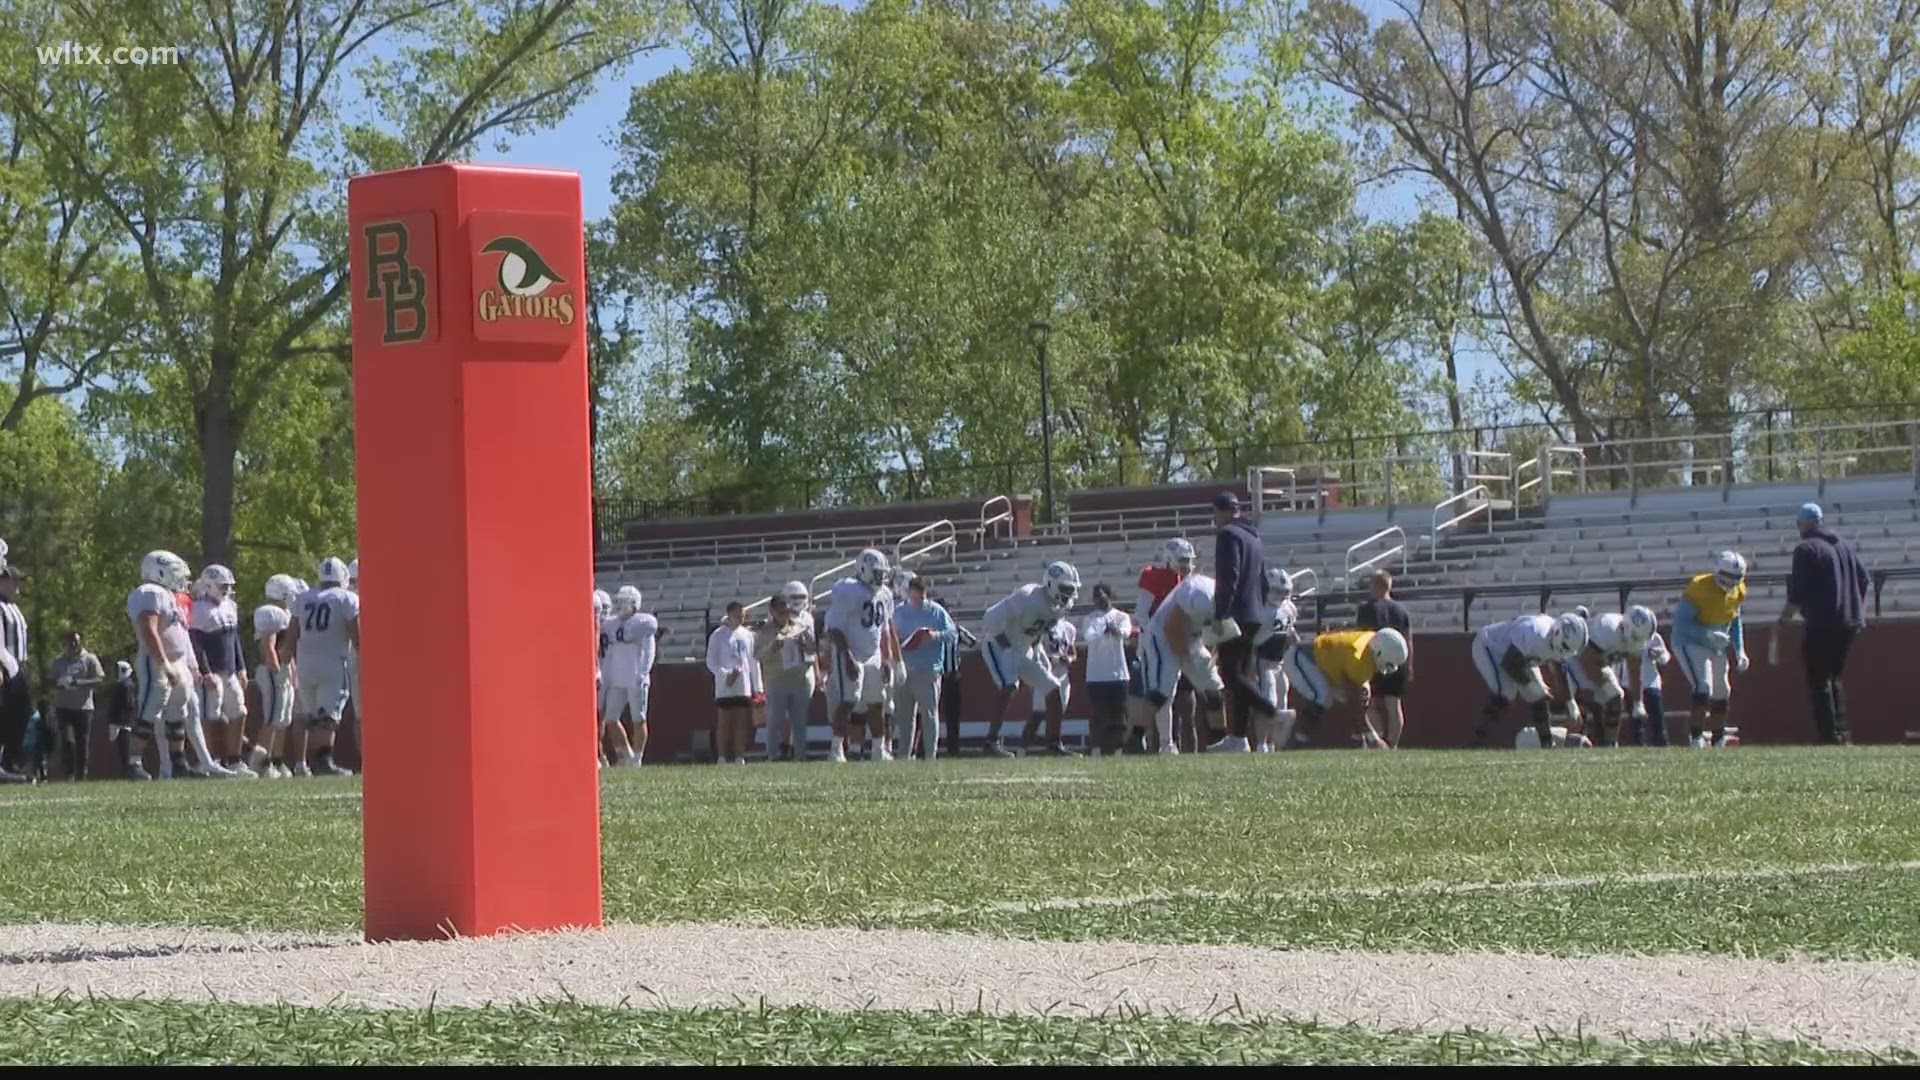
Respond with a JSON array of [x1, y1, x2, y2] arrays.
[[47, 630, 106, 780]]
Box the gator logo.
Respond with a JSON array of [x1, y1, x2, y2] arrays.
[[475, 236, 575, 326]]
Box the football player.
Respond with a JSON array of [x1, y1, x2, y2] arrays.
[[980, 562, 1081, 757], [190, 565, 253, 776], [1281, 625, 1409, 742], [287, 557, 359, 776], [247, 574, 302, 777], [1629, 623, 1673, 747], [1141, 566, 1229, 754], [600, 585, 658, 766], [1019, 612, 1080, 756], [1251, 567, 1300, 751], [1470, 611, 1589, 748], [1673, 551, 1748, 748], [1559, 605, 1657, 746], [125, 551, 196, 780], [823, 549, 901, 762], [1123, 538, 1194, 752]]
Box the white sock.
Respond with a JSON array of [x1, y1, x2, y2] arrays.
[[831, 736, 844, 754], [1154, 704, 1174, 747]]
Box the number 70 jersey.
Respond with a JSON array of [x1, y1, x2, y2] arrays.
[[296, 584, 361, 665]]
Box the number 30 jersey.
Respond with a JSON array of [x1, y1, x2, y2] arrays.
[[825, 578, 893, 663], [296, 584, 361, 668]]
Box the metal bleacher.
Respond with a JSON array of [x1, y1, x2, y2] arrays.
[[598, 416, 1920, 652]]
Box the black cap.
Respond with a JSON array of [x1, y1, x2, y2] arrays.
[[1212, 491, 1239, 511]]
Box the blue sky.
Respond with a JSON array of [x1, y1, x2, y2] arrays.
[[467, 50, 689, 222]]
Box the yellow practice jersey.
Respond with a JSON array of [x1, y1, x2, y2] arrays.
[[1312, 629, 1378, 688], [1682, 573, 1746, 627]]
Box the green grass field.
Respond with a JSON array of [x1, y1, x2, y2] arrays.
[[2, 748, 1917, 1063]]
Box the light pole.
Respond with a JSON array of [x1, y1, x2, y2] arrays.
[[1029, 319, 1054, 524]]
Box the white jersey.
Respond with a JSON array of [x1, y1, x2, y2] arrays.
[[824, 579, 893, 662], [1587, 612, 1630, 660], [295, 585, 360, 666], [1081, 608, 1132, 684], [1258, 598, 1298, 644], [254, 604, 293, 655], [1045, 617, 1076, 660], [128, 583, 192, 663], [983, 583, 1061, 645], [600, 612, 659, 687], [1638, 631, 1668, 693], [1483, 613, 1555, 662], [1149, 573, 1217, 640], [189, 597, 240, 633]]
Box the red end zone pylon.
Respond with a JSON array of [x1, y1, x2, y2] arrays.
[[349, 164, 603, 941]]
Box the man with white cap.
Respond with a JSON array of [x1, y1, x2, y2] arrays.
[[1779, 503, 1869, 744]]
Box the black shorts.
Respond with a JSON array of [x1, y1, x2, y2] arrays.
[[1087, 681, 1128, 717], [714, 696, 752, 709], [1370, 669, 1409, 697], [1175, 674, 1194, 695]]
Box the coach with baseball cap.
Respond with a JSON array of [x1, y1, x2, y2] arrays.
[[1779, 503, 1869, 744], [1208, 491, 1275, 751]]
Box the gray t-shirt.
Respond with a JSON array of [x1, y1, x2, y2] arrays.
[[48, 651, 106, 711]]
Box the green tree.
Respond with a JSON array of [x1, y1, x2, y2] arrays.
[[0, 0, 676, 571]]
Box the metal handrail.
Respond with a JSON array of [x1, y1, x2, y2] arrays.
[[808, 559, 854, 602], [1287, 567, 1319, 598], [1430, 484, 1492, 554], [978, 496, 1012, 543], [1517, 446, 1584, 496], [1344, 526, 1407, 583], [1248, 465, 1298, 521], [897, 519, 956, 569]]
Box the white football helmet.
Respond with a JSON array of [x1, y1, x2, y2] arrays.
[[318, 556, 349, 587], [1160, 537, 1197, 575], [1368, 628, 1409, 675], [1043, 561, 1081, 608], [141, 550, 190, 591], [348, 558, 359, 593], [592, 589, 612, 619], [265, 574, 301, 606], [1548, 612, 1590, 660], [1265, 566, 1294, 600], [1713, 550, 1747, 590], [194, 564, 236, 599], [1623, 605, 1657, 651], [613, 585, 642, 616], [855, 548, 890, 589], [890, 567, 916, 595], [782, 580, 810, 616], [291, 578, 310, 599]]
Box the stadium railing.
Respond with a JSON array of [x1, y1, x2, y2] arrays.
[[1344, 526, 1407, 585], [1240, 416, 1920, 523], [1429, 484, 1493, 555]]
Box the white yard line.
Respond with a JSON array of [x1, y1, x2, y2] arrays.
[[888, 860, 1920, 918], [1, 922, 1917, 1051]]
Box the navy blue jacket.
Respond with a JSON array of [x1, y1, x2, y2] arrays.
[[1212, 516, 1268, 628], [1788, 527, 1869, 632]]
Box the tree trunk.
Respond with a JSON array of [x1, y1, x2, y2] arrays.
[[196, 356, 240, 570]]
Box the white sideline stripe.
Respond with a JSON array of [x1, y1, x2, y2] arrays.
[[893, 860, 1920, 918]]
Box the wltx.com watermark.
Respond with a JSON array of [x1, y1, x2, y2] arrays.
[[37, 42, 182, 66]]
